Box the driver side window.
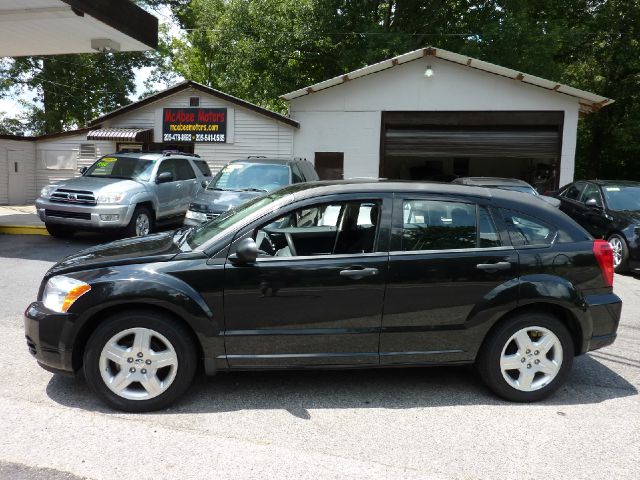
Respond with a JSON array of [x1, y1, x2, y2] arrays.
[[254, 201, 380, 257]]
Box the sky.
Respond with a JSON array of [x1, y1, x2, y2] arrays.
[[0, 6, 178, 120]]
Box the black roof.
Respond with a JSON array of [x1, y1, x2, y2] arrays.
[[588, 180, 640, 187], [89, 80, 299, 129]]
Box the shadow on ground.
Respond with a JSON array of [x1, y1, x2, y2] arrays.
[[46, 354, 637, 417]]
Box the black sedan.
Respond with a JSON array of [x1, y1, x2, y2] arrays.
[[452, 177, 560, 208], [555, 180, 640, 273], [25, 181, 621, 411]]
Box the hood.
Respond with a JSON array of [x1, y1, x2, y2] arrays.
[[614, 209, 640, 224], [50, 176, 146, 194], [189, 188, 263, 213], [47, 232, 181, 277]]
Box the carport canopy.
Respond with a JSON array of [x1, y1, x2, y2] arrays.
[[0, 0, 158, 57]]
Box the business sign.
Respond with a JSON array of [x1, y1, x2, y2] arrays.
[[162, 108, 227, 143]]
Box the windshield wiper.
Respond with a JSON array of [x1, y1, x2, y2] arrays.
[[241, 188, 267, 192]]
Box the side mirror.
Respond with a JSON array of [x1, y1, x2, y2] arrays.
[[78, 166, 88, 175], [201, 179, 210, 188], [156, 171, 173, 184], [230, 238, 258, 264], [585, 198, 601, 209]]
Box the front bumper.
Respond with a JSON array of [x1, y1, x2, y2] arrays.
[[584, 293, 622, 353], [24, 302, 77, 375], [36, 198, 135, 229]]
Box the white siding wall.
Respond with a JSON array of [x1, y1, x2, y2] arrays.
[[101, 88, 295, 174], [0, 139, 36, 204], [290, 56, 581, 185], [35, 134, 114, 193]]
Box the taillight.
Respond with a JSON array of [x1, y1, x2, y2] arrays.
[[593, 239, 614, 287]]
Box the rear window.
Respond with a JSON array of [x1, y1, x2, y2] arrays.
[[193, 160, 212, 177], [500, 209, 556, 246]]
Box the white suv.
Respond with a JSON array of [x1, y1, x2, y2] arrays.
[[36, 151, 212, 238]]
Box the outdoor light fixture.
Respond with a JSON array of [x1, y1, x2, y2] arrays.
[[91, 39, 121, 53], [424, 66, 434, 78]]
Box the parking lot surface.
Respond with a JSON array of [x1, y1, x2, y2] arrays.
[[0, 234, 638, 480]]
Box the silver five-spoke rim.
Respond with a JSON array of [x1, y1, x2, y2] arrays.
[[99, 327, 178, 401], [500, 326, 563, 392], [609, 237, 623, 267], [136, 213, 150, 236]]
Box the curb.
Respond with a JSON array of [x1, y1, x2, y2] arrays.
[[0, 225, 49, 236]]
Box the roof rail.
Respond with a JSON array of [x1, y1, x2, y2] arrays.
[[247, 155, 267, 159], [163, 150, 201, 158]]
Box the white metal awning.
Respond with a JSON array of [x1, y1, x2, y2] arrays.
[[86, 128, 153, 143], [0, 0, 158, 57]]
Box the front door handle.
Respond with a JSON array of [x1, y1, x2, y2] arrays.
[[340, 267, 379, 280], [476, 261, 511, 272]]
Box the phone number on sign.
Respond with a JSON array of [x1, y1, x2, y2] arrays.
[[162, 133, 226, 142]]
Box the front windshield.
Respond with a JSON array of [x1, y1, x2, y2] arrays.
[[187, 190, 290, 249], [601, 185, 640, 211], [495, 185, 538, 195], [85, 156, 155, 181], [208, 162, 289, 192]]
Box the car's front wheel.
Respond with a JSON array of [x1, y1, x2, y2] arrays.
[[608, 234, 629, 273], [476, 311, 574, 402], [83, 310, 197, 412], [123, 206, 153, 237]]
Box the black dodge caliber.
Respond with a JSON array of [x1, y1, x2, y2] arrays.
[[25, 181, 622, 411]]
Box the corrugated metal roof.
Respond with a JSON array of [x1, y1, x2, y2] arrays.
[[86, 128, 153, 142], [280, 46, 613, 114]]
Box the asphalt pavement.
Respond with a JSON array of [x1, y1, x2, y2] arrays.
[[0, 234, 638, 480]]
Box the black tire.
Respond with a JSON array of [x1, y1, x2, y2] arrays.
[[608, 233, 629, 274], [83, 310, 197, 412], [476, 311, 574, 402], [123, 205, 153, 238], [45, 223, 75, 238]]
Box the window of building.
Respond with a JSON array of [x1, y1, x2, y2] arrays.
[[189, 96, 200, 107], [314, 152, 344, 180], [254, 201, 380, 257], [79, 143, 97, 159]]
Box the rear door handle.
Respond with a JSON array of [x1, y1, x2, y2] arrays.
[[476, 261, 511, 272], [340, 267, 379, 280]]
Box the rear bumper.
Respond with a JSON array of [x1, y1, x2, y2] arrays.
[[583, 293, 622, 353], [36, 198, 135, 229], [24, 302, 76, 374]]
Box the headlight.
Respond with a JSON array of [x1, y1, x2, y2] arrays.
[[42, 276, 91, 313], [185, 210, 207, 221], [40, 185, 56, 198], [97, 192, 126, 204]]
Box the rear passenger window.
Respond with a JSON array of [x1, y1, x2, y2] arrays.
[[402, 200, 477, 251], [193, 160, 212, 177], [501, 209, 556, 246]]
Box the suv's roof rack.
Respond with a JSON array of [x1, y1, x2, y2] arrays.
[[162, 150, 201, 158], [246, 155, 267, 159]]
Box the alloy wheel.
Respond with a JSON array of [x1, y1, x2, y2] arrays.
[[608, 237, 623, 267], [135, 213, 150, 236], [499, 326, 563, 392], [99, 327, 178, 401]]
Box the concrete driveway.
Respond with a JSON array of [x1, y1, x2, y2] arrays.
[[0, 235, 638, 480]]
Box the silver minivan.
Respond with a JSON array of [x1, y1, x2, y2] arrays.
[[36, 151, 212, 238]]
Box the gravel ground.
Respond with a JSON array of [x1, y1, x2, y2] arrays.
[[0, 234, 638, 480]]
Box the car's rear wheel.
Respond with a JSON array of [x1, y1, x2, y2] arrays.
[[83, 310, 197, 412], [123, 206, 152, 237], [476, 311, 574, 402], [45, 223, 75, 238], [608, 234, 629, 273]]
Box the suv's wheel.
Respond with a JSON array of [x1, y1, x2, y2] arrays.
[[123, 206, 152, 237], [45, 223, 75, 238], [476, 311, 574, 402], [608, 234, 629, 273], [83, 310, 197, 412]]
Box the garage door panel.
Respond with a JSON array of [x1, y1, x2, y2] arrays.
[[384, 128, 559, 159]]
